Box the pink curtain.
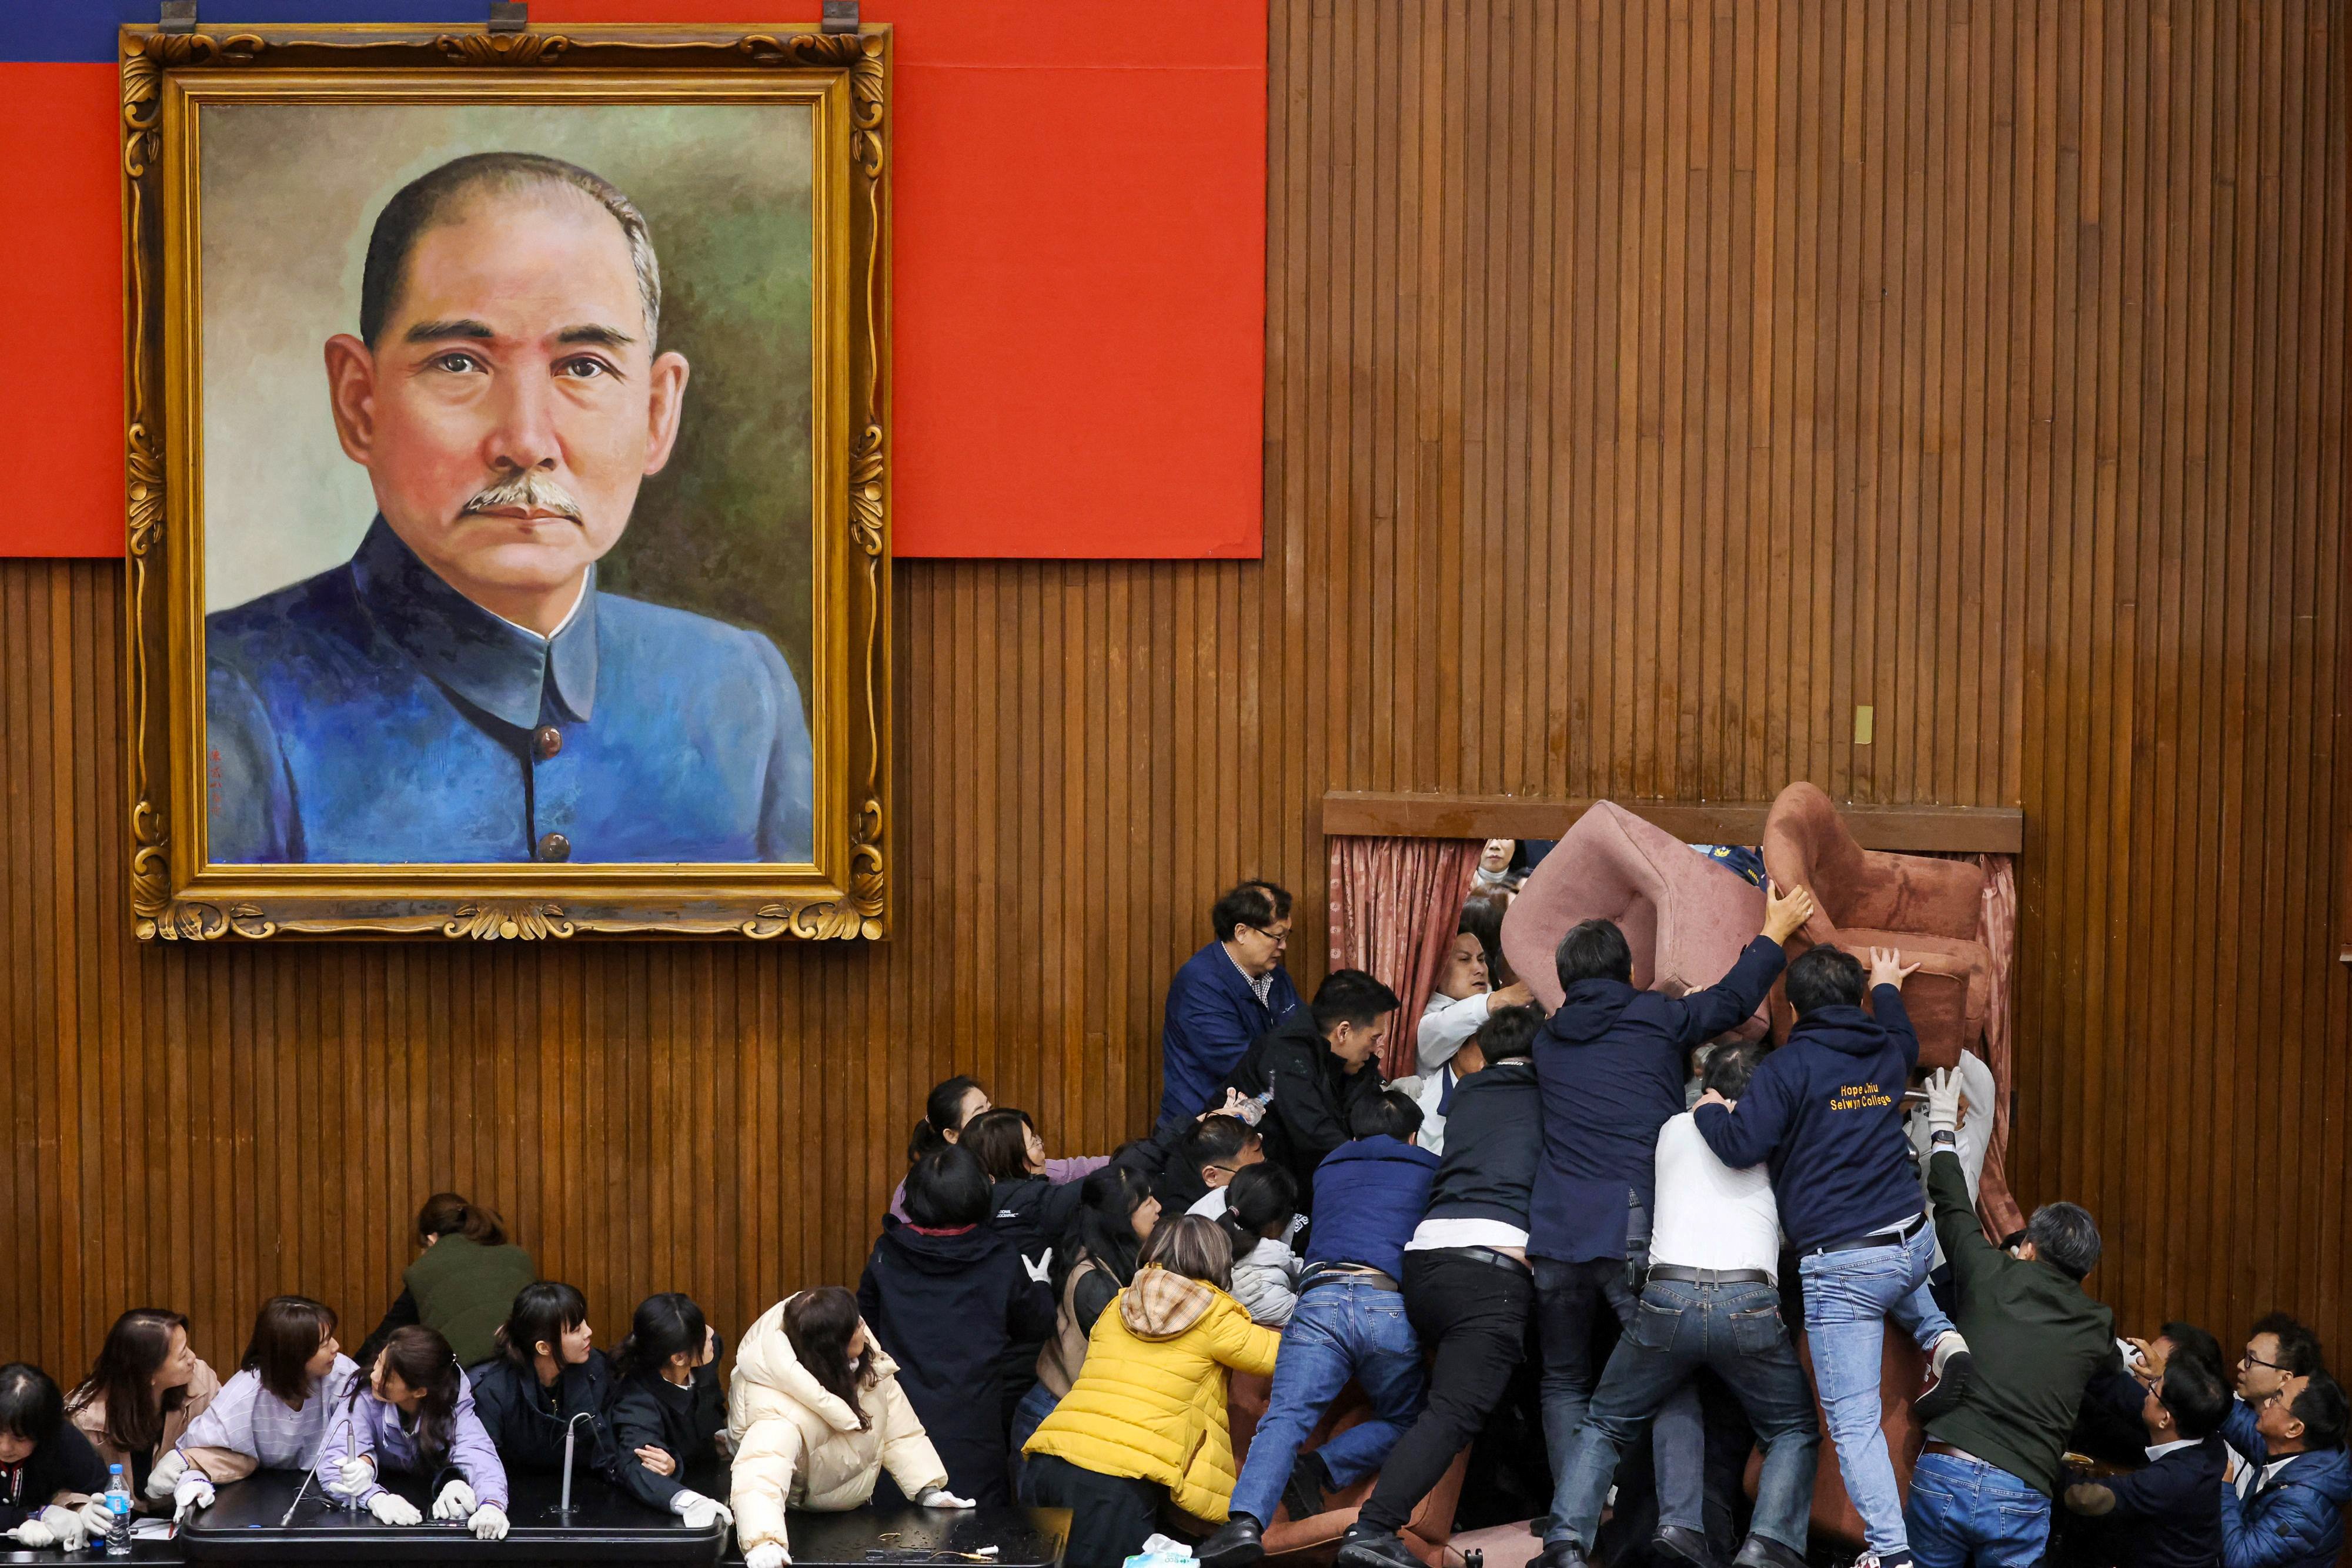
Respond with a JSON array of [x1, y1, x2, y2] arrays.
[[1327, 836, 1484, 1079], [1971, 853, 2025, 1242]]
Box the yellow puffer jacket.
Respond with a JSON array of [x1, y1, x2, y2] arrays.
[[1023, 1266, 1279, 1522], [726, 1296, 948, 1554]]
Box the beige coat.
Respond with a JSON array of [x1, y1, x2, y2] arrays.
[[65, 1360, 222, 1511], [725, 1296, 947, 1554]]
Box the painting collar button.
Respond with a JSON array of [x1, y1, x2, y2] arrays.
[[533, 726, 563, 760], [537, 833, 571, 862]]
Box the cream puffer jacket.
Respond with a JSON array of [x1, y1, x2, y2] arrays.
[[726, 1295, 948, 1554]]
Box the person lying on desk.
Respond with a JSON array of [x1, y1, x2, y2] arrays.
[[316, 1326, 511, 1540]]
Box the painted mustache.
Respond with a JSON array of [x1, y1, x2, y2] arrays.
[[461, 473, 584, 521]]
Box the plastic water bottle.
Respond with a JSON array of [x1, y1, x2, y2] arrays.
[[104, 1463, 132, 1556]]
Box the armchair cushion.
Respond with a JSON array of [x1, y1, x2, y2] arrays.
[[1502, 800, 1768, 1037], [1227, 1372, 1467, 1565]]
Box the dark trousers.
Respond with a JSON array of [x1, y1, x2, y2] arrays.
[[1024, 1453, 1171, 1568], [1534, 1249, 1706, 1545], [1358, 1249, 1536, 1533]]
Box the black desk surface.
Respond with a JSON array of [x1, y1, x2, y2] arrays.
[[179, 1469, 724, 1563], [720, 1505, 1070, 1568]]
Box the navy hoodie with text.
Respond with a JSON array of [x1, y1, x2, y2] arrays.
[[1692, 982, 1923, 1252]]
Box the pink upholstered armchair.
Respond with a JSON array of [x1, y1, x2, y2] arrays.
[[1759, 781, 1990, 1071], [1500, 800, 1769, 1035]]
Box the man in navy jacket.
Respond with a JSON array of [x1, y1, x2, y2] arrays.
[[1694, 944, 1972, 1568], [1528, 880, 1813, 1568], [1158, 881, 1303, 1131], [2063, 1352, 2235, 1568], [2216, 1372, 2350, 1568]]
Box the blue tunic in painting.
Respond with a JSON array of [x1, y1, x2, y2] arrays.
[[205, 517, 814, 865]]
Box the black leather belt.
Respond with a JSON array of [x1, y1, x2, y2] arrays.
[[1646, 1265, 1773, 1286], [1449, 1245, 1531, 1275], [1804, 1211, 1929, 1258], [1300, 1264, 1400, 1293]]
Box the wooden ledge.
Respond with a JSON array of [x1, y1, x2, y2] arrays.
[[1321, 792, 2024, 855]]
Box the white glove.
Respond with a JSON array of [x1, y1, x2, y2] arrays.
[[468, 1504, 509, 1542], [368, 1491, 423, 1526], [39, 1505, 88, 1552], [328, 1456, 377, 1498], [5, 1520, 56, 1550], [147, 1448, 188, 1499], [916, 1486, 976, 1508], [668, 1489, 734, 1530], [174, 1470, 218, 1521], [747, 1544, 790, 1568], [1924, 1068, 1964, 1138], [1021, 1249, 1053, 1284], [432, 1479, 477, 1521], [79, 1497, 118, 1538]]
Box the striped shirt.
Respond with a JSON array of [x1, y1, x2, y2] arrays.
[[178, 1358, 359, 1470]]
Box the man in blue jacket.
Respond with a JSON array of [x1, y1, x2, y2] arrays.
[[2216, 1372, 2350, 1568], [1201, 1091, 1438, 1568], [1693, 944, 1973, 1568], [1158, 881, 1303, 1131], [1529, 878, 1815, 1568]]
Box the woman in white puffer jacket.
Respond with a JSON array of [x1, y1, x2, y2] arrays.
[[726, 1287, 973, 1567]]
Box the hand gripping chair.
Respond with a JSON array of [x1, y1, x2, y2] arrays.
[[1499, 799, 1769, 1035], [1758, 781, 1990, 1071]]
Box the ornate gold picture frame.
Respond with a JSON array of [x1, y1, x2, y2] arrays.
[[121, 22, 891, 942]]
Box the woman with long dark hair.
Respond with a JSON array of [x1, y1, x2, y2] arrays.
[[0, 1364, 109, 1550], [1012, 1163, 1164, 1483], [606, 1293, 731, 1528], [355, 1193, 538, 1369], [316, 1325, 510, 1539], [887, 1076, 1109, 1223], [1214, 1162, 1302, 1327], [467, 1281, 624, 1496], [727, 1286, 963, 1568], [860, 1144, 1056, 1505], [152, 1295, 356, 1521], [64, 1308, 220, 1514]]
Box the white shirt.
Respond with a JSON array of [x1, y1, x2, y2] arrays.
[[1416, 991, 1490, 1075], [2146, 1437, 2202, 1462], [1405, 1216, 1529, 1253], [1188, 1188, 1230, 1221], [1649, 1112, 1782, 1281], [1411, 1067, 1454, 1157]]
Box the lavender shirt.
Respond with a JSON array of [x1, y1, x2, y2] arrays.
[[314, 1372, 509, 1511], [178, 1358, 360, 1470]]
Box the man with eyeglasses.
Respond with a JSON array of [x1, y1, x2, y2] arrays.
[[1158, 881, 1303, 1133], [2229, 1315, 2330, 1501]]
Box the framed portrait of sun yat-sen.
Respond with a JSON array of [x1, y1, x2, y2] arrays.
[[121, 21, 892, 941]]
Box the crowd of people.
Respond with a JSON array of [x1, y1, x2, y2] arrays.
[[1, 869, 2344, 1568]]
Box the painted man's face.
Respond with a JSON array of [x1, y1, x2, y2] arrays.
[[324, 185, 689, 627]]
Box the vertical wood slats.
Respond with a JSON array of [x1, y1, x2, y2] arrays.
[[1, 0, 2345, 1373]]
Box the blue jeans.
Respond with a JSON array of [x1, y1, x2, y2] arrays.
[[1799, 1222, 1956, 1559], [1904, 1450, 2052, 1567], [1010, 1381, 1060, 1503], [1228, 1280, 1426, 1528], [1552, 1278, 1819, 1554]]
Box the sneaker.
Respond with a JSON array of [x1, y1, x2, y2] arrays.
[[1334, 1523, 1421, 1568], [1915, 1330, 1975, 1420]]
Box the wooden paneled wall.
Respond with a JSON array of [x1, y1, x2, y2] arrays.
[[2, 0, 2346, 1378]]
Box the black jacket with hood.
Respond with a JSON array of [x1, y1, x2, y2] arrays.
[[1692, 982, 1924, 1252], [1529, 934, 1786, 1262], [856, 1218, 1055, 1506], [1218, 1007, 1384, 1202]]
